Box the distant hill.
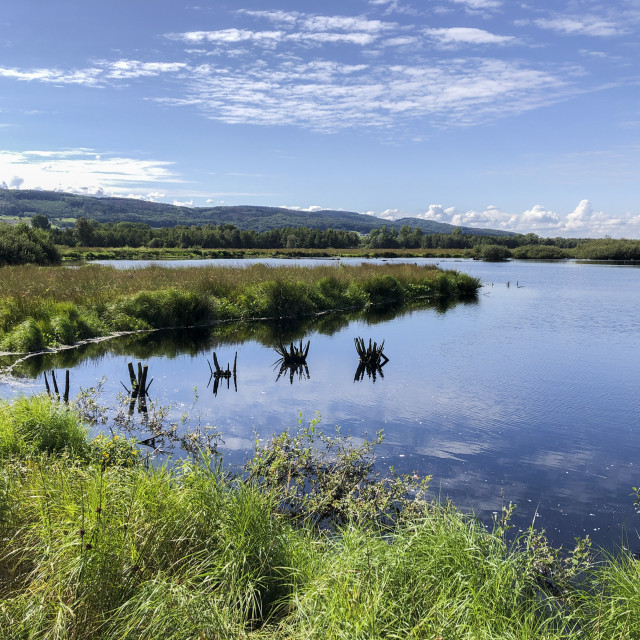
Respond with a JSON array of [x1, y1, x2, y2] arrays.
[[0, 189, 513, 236]]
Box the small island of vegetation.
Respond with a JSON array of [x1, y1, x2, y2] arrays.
[[0, 262, 480, 354]]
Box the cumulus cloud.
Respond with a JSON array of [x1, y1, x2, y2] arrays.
[[281, 205, 327, 213], [173, 199, 194, 207], [378, 208, 403, 220], [361, 200, 640, 237], [9, 176, 24, 189], [415, 204, 456, 221], [565, 199, 595, 231], [518, 204, 561, 230]]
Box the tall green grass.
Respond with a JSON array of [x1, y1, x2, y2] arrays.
[[0, 263, 481, 353], [0, 395, 639, 638]]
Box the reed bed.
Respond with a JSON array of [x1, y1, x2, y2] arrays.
[[0, 263, 480, 353], [0, 395, 638, 639]]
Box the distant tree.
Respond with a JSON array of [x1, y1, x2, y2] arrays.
[[30, 213, 51, 230], [74, 217, 96, 246]]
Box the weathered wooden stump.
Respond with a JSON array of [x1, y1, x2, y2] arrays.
[[44, 369, 70, 403], [275, 340, 310, 364], [353, 337, 389, 382], [208, 351, 238, 395], [121, 362, 153, 413], [273, 340, 310, 384]]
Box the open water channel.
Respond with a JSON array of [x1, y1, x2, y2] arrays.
[[1, 257, 639, 550]]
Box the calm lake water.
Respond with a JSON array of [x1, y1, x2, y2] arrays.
[[2, 258, 639, 550]]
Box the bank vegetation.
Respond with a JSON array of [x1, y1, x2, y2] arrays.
[[0, 395, 639, 639]]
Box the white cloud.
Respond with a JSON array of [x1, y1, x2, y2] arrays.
[[103, 60, 188, 79], [0, 66, 103, 86], [415, 204, 456, 221], [299, 15, 392, 34], [378, 208, 403, 220], [0, 149, 181, 196], [9, 176, 24, 189], [381, 36, 421, 47], [389, 200, 640, 237], [167, 29, 284, 45], [565, 199, 595, 231], [426, 27, 517, 46], [173, 199, 194, 207], [518, 204, 561, 230], [535, 17, 622, 37], [0, 59, 187, 87], [281, 205, 327, 213]]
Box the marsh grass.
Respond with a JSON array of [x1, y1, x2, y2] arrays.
[[0, 263, 480, 353]]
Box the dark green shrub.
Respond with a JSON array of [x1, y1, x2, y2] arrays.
[[363, 275, 404, 306], [107, 289, 215, 329], [1, 318, 45, 353], [512, 245, 569, 259], [312, 276, 349, 307], [0, 222, 60, 266], [479, 244, 511, 261], [453, 272, 482, 296], [259, 280, 315, 317]]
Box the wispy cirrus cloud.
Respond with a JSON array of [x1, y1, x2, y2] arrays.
[[153, 56, 567, 132], [535, 16, 623, 37], [0, 66, 103, 86], [0, 60, 186, 87], [425, 27, 517, 47], [449, 0, 502, 11]]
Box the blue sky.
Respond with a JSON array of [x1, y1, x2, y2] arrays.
[[1, 0, 639, 237]]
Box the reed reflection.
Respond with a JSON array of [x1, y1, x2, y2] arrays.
[[273, 340, 311, 385]]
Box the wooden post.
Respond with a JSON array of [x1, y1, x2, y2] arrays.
[[63, 370, 70, 404], [51, 370, 60, 398]]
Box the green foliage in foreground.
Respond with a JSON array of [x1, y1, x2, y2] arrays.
[[0, 395, 639, 639], [0, 263, 480, 353]]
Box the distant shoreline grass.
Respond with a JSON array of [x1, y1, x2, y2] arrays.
[[60, 245, 473, 261], [0, 394, 638, 639], [0, 262, 480, 354]]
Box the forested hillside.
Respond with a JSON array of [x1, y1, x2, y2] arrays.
[[0, 188, 512, 236]]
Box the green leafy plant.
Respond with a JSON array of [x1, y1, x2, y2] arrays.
[[247, 416, 430, 528]]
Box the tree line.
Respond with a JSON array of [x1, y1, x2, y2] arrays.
[[3, 215, 640, 266], [49, 218, 361, 250], [47, 217, 581, 252]]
